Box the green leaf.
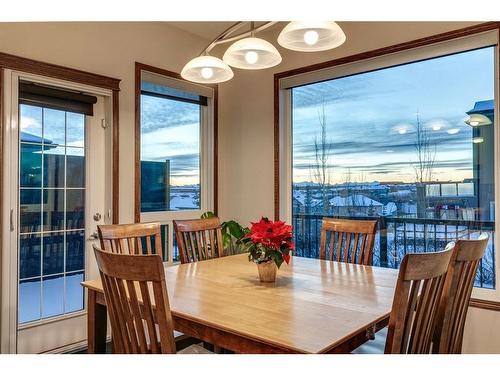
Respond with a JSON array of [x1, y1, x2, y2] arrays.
[[273, 252, 284, 269], [226, 221, 244, 239]]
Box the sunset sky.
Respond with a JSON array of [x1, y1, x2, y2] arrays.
[[292, 46, 495, 184]]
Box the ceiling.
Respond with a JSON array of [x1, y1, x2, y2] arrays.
[[169, 22, 236, 41], [169, 21, 281, 43]]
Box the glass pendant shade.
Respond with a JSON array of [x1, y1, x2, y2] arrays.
[[278, 21, 346, 52], [223, 37, 282, 70], [181, 55, 234, 84], [465, 113, 492, 127]]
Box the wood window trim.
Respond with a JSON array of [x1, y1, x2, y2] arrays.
[[469, 298, 500, 312], [273, 22, 500, 310], [274, 21, 500, 221], [0, 52, 121, 223], [134, 62, 218, 222]]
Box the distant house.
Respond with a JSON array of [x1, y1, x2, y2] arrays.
[[330, 194, 383, 217]]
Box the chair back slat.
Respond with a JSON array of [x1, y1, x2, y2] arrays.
[[433, 234, 489, 353], [93, 246, 176, 354], [320, 218, 377, 265], [98, 222, 163, 260], [385, 247, 454, 354], [174, 217, 224, 264]]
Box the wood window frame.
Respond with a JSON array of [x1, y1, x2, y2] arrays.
[[134, 62, 218, 223], [273, 22, 500, 310]]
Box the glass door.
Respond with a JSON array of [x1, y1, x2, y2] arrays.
[[6, 74, 112, 353]]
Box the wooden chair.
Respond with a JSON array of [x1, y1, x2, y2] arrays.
[[173, 217, 224, 264], [97, 222, 164, 260], [92, 245, 210, 354], [433, 234, 489, 353], [353, 245, 454, 354], [319, 218, 377, 265], [385, 246, 454, 353]]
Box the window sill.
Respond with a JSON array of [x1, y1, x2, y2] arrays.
[[469, 298, 500, 312]]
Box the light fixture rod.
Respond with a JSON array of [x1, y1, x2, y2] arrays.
[[202, 21, 278, 55]]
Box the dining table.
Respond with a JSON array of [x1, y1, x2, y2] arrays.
[[81, 253, 399, 354]]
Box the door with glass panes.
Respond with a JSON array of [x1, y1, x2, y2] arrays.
[[6, 72, 112, 353]]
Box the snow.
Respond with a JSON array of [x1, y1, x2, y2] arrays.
[[170, 193, 197, 210], [330, 194, 383, 207]]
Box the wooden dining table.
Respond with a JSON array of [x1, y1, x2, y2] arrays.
[[81, 254, 399, 354]]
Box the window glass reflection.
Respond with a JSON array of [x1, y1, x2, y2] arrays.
[[43, 108, 65, 146], [19, 279, 41, 324], [42, 274, 64, 318], [20, 189, 42, 233], [43, 189, 65, 231], [42, 232, 64, 275], [20, 234, 41, 279], [65, 272, 84, 313], [20, 143, 42, 187]]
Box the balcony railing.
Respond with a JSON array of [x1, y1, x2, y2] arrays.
[[292, 214, 496, 289]]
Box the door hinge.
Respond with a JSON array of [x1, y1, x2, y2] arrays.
[[101, 118, 109, 129]]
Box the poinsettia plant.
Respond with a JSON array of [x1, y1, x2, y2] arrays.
[[242, 217, 294, 268]]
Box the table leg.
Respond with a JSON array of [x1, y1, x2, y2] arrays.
[[87, 289, 107, 354]]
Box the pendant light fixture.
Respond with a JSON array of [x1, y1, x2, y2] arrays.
[[277, 21, 346, 52], [180, 55, 233, 84], [180, 21, 345, 84], [222, 23, 282, 70]]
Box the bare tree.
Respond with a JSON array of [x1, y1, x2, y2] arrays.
[[413, 113, 436, 217], [310, 100, 333, 214], [413, 113, 436, 183]]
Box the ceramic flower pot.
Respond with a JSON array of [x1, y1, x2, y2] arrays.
[[257, 260, 277, 282]]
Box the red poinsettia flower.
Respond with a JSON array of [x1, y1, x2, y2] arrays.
[[245, 217, 293, 250], [245, 217, 293, 268]]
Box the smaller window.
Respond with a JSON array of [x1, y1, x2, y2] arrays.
[[139, 79, 207, 213]]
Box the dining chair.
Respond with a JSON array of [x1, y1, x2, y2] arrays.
[[432, 233, 489, 354], [385, 246, 454, 353], [173, 217, 224, 264], [93, 245, 210, 354], [319, 218, 377, 265], [97, 222, 164, 260], [353, 245, 454, 354]]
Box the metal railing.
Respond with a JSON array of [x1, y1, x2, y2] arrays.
[[292, 214, 496, 289]]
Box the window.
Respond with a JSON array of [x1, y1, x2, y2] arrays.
[[137, 67, 215, 263], [18, 103, 86, 323], [279, 33, 498, 293], [140, 82, 204, 212]]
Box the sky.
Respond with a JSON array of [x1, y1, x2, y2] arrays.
[[140, 95, 200, 187], [292, 47, 495, 184]]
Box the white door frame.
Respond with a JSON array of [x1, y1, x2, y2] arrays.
[[1, 69, 114, 353]]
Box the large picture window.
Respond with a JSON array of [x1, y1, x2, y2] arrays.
[[281, 37, 498, 292]]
